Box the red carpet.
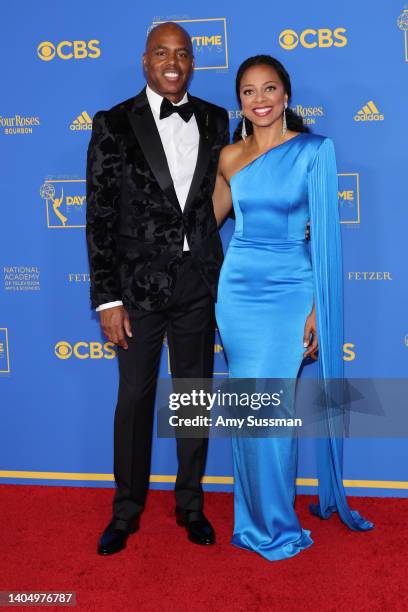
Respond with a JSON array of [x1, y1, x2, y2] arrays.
[[1, 486, 407, 611]]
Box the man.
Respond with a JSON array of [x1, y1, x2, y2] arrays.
[[86, 22, 229, 555]]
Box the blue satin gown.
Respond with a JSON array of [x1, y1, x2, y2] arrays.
[[215, 133, 373, 561]]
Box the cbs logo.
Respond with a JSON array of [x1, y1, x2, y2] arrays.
[[37, 40, 101, 61], [55, 341, 116, 360], [279, 28, 347, 50]]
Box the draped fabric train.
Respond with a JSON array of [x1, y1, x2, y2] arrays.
[[215, 133, 373, 562]]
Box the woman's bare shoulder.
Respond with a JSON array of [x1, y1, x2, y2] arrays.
[[219, 141, 245, 174]]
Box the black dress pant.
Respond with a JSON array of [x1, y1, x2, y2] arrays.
[[111, 255, 215, 529]]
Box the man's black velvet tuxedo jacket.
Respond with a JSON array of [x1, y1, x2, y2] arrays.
[[86, 87, 229, 312]]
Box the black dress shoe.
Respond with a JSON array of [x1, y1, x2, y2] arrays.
[[176, 509, 215, 545], [97, 517, 139, 556]]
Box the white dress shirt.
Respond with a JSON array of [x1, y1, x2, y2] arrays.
[[96, 85, 200, 311]]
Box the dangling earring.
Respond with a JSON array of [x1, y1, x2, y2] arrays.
[[241, 116, 247, 141], [281, 103, 288, 136]]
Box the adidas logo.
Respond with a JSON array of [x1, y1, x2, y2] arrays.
[[354, 101, 384, 122], [70, 111, 92, 131]]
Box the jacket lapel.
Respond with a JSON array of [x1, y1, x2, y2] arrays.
[[127, 88, 181, 214], [183, 95, 212, 214]]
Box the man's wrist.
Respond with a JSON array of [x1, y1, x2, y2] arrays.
[[96, 300, 123, 312]]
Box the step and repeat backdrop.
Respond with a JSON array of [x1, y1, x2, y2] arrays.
[[1, 1, 407, 496]]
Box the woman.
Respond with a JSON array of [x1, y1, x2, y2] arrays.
[[213, 55, 373, 561]]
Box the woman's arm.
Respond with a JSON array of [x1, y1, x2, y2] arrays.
[[212, 148, 233, 227], [303, 303, 318, 358]]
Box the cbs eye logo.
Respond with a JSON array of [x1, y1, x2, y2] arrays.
[[54, 341, 116, 360], [37, 40, 101, 61], [55, 341, 73, 359], [279, 28, 347, 50]]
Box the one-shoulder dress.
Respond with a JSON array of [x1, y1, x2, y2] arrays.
[[215, 133, 373, 561]]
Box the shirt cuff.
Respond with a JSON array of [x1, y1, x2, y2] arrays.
[[96, 300, 123, 312]]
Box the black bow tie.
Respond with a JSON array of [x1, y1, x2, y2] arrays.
[[159, 97, 194, 122]]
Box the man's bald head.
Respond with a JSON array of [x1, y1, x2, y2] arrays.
[[143, 21, 194, 103], [146, 22, 193, 55]]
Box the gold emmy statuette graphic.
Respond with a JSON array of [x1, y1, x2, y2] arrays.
[[397, 9, 408, 61], [40, 183, 68, 227], [52, 188, 68, 226]]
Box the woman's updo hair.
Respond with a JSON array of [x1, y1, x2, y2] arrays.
[[233, 54, 309, 143]]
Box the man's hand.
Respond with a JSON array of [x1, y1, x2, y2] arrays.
[[99, 305, 132, 350], [303, 305, 318, 358]]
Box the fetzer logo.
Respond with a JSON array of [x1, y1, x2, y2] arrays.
[[70, 111, 92, 131], [354, 101, 384, 121]]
